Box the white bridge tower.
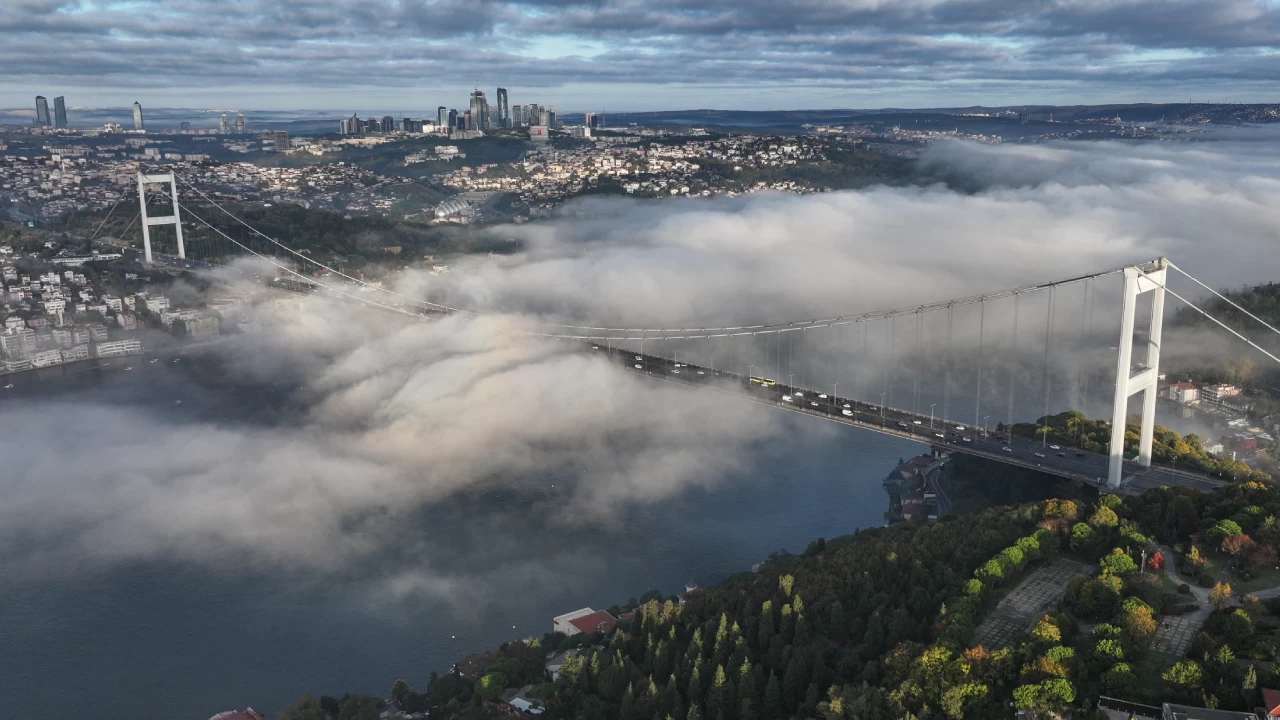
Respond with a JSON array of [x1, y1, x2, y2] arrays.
[[1108, 258, 1167, 489], [136, 171, 185, 263]]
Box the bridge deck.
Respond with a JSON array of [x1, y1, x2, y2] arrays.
[[599, 344, 1227, 494]]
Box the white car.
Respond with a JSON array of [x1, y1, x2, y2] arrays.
[[954, 426, 965, 431], [1034, 452, 1046, 458], [782, 395, 793, 402], [843, 403, 851, 408], [1002, 446, 1012, 452], [697, 370, 705, 375], [1049, 444, 1060, 450], [635, 355, 642, 360], [810, 401, 819, 407], [913, 420, 922, 425], [819, 393, 828, 399], [592, 346, 599, 350], [842, 409, 853, 416], [962, 437, 971, 443], [673, 369, 680, 374], [935, 433, 945, 439], [794, 391, 804, 397], [634, 364, 643, 369]]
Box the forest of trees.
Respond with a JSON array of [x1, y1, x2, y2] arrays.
[[279, 478, 1280, 720]]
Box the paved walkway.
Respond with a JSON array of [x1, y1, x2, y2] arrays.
[[973, 558, 1094, 649], [1152, 545, 1213, 656]]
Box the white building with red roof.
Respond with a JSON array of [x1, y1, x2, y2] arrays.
[[552, 608, 617, 636]]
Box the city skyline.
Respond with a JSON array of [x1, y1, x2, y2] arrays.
[[2, 0, 1279, 111]]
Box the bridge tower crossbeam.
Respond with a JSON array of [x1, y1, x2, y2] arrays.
[[136, 171, 185, 263], [1108, 258, 1167, 489]]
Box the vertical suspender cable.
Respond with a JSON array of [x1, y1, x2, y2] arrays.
[[1042, 286, 1055, 448], [943, 303, 954, 424], [975, 298, 985, 429], [1008, 292, 1020, 443], [914, 311, 922, 415]]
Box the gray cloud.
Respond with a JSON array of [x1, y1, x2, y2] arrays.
[[2, 0, 1279, 108]]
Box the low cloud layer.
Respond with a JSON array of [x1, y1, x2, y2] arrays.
[[3, 136, 1279, 609]]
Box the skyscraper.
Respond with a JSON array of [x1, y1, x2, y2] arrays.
[[180, 121, 191, 132], [463, 109, 474, 131], [273, 131, 289, 152], [438, 106, 448, 128], [53, 96, 67, 128], [448, 109, 458, 129], [469, 89, 489, 130], [235, 114, 245, 134], [35, 96, 50, 127], [132, 102, 145, 131], [546, 106, 557, 128], [220, 114, 230, 134], [496, 87, 509, 128], [511, 104, 522, 128]]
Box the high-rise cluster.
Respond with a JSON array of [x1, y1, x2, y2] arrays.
[[338, 86, 602, 135], [218, 113, 248, 134], [32, 95, 69, 129]]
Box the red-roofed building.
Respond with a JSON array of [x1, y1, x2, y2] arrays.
[[569, 610, 617, 636], [554, 608, 618, 636], [1261, 688, 1280, 720]]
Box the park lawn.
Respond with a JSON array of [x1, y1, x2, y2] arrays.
[[1235, 565, 1280, 594]]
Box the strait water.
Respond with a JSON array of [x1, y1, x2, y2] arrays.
[[0, 353, 919, 720]]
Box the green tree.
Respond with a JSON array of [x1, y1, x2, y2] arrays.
[[1012, 679, 1075, 714], [1070, 522, 1096, 552], [762, 671, 781, 719], [1206, 520, 1244, 546], [1089, 506, 1120, 528], [1163, 660, 1204, 701], [1102, 663, 1137, 694], [1030, 616, 1061, 645], [476, 672, 509, 701], [1099, 548, 1138, 576], [391, 679, 410, 706], [278, 696, 326, 720]]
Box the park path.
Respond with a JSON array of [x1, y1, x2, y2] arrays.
[[1151, 545, 1213, 656]]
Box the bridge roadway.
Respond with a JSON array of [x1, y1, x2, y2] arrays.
[[598, 344, 1226, 495]]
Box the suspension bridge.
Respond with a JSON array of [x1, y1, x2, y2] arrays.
[[83, 169, 1280, 494]]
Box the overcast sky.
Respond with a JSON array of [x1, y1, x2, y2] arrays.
[[2, 0, 1279, 112]]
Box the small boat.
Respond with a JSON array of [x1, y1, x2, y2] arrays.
[[125, 366, 134, 371], [149, 359, 159, 364], [174, 400, 183, 406], [2, 384, 13, 389]]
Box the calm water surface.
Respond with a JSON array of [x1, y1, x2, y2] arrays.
[[0, 354, 918, 720]]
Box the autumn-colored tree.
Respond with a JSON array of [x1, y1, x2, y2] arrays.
[[1221, 534, 1256, 559], [1248, 544, 1280, 570], [1148, 551, 1165, 571], [1209, 582, 1232, 611]]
